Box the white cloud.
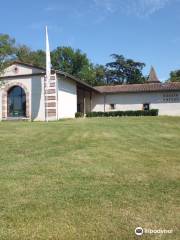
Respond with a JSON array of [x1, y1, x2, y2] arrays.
[[93, 0, 116, 13], [93, 0, 173, 17], [44, 5, 64, 13], [127, 0, 171, 17]]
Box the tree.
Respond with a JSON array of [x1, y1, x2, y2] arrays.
[[0, 34, 16, 74], [1, 33, 148, 87], [169, 70, 180, 82], [105, 54, 145, 85], [51, 46, 101, 85], [51, 47, 89, 74], [78, 64, 96, 86], [0, 34, 16, 87], [16, 45, 45, 68], [94, 64, 106, 86]]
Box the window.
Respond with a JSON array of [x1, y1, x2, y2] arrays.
[[8, 86, 26, 117], [163, 93, 179, 103], [110, 104, 115, 110], [143, 103, 150, 111]]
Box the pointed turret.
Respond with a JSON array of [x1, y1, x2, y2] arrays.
[[147, 66, 160, 83]]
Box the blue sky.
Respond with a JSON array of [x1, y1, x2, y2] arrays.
[[1, 0, 180, 81]]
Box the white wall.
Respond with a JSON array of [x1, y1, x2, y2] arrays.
[[0, 77, 31, 118], [31, 76, 45, 121], [0, 63, 46, 121], [92, 93, 105, 112], [92, 91, 180, 116], [2, 64, 44, 77], [58, 77, 77, 118], [0, 75, 46, 121]]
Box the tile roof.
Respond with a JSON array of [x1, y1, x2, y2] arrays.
[[94, 82, 180, 93]]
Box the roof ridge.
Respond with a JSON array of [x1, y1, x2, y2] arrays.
[[11, 60, 46, 71]]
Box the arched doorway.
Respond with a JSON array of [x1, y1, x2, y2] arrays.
[[7, 86, 26, 117]]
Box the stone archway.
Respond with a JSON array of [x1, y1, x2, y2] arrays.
[[2, 82, 30, 119]]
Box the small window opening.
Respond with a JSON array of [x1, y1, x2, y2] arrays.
[[110, 104, 115, 110], [143, 103, 150, 111]]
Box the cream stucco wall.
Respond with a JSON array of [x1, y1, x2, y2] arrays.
[[31, 76, 45, 121], [58, 76, 77, 118], [92, 91, 180, 116], [0, 76, 31, 118], [0, 73, 45, 121], [0, 63, 46, 121], [2, 63, 44, 77]]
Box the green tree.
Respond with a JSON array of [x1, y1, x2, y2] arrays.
[[51, 46, 103, 85], [0, 34, 106, 86], [169, 70, 180, 82], [16, 45, 45, 68], [51, 46, 89, 74], [0, 34, 16, 74], [0, 34, 16, 87], [106, 54, 145, 85], [78, 64, 96, 85], [94, 64, 106, 86]]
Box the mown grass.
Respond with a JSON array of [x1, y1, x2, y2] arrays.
[[0, 117, 179, 240]]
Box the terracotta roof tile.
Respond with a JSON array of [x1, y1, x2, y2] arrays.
[[95, 82, 180, 93]]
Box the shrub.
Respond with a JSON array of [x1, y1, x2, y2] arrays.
[[75, 112, 84, 118], [86, 109, 159, 118], [150, 109, 159, 116]]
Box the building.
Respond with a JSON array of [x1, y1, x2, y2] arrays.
[[0, 61, 97, 121], [0, 62, 180, 121], [92, 67, 180, 116]]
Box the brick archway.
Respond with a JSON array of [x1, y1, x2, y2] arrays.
[[2, 82, 30, 119]]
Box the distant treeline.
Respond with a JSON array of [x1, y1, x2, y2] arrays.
[[0, 33, 179, 86]]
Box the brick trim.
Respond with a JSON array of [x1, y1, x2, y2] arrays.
[[44, 74, 58, 121], [2, 82, 30, 119]]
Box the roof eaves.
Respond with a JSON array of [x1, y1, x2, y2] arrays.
[[11, 61, 46, 72], [94, 83, 180, 93], [0, 72, 45, 80]]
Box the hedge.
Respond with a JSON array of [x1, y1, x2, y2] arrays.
[[86, 109, 159, 117], [75, 112, 84, 118]]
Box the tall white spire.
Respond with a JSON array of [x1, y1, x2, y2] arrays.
[[45, 26, 51, 86]]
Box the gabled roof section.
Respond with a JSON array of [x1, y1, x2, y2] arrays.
[[12, 61, 46, 71], [147, 66, 160, 83], [1, 61, 45, 78], [0, 61, 100, 92]]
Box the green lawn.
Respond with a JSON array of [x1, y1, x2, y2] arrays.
[[0, 117, 179, 240]]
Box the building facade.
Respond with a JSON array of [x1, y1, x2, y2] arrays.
[[0, 62, 180, 121]]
